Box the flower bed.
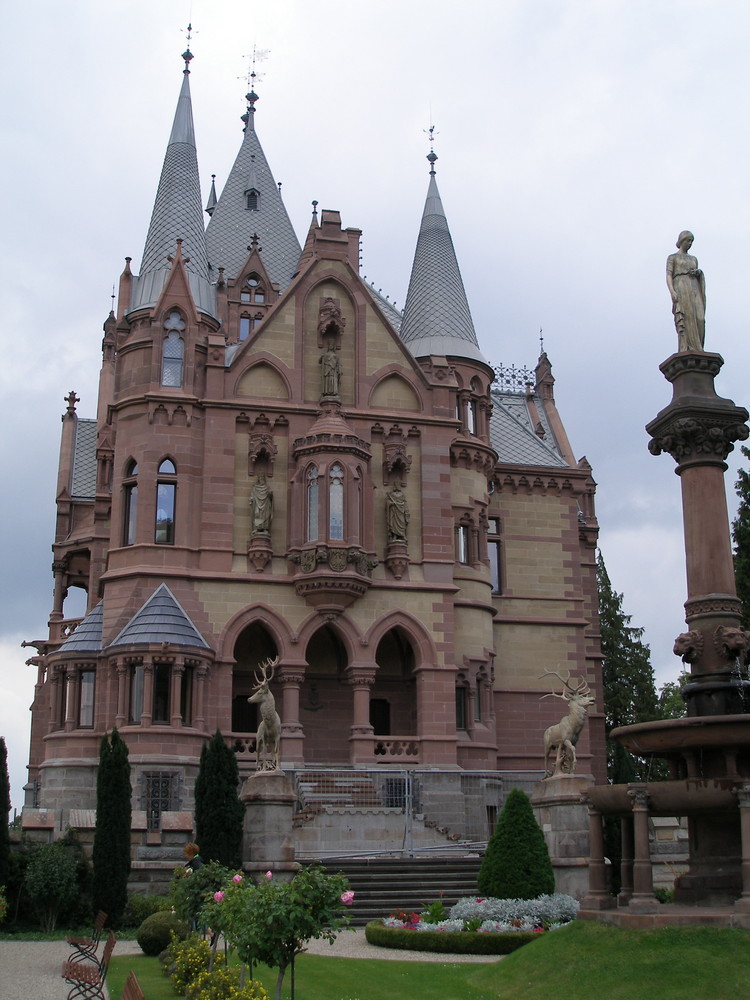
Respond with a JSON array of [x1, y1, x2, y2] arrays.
[[365, 893, 578, 955]]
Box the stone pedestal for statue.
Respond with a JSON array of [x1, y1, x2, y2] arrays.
[[240, 770, 298, 880], [532, 773, 594, 899]]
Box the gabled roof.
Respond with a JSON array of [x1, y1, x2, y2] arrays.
[[400, 166, 487, 365], [109, 584, 209, 649], [129, 61, 215, 318], [59, 601, 104, 653], [205, 97, 301, 291], [490, 389, 569, 468]]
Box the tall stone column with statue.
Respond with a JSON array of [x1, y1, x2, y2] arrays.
[[239, 657, 298, 880]]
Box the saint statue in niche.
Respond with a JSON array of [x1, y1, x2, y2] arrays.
[[666, 230, 706, 352], [386, 487, 410, 541], [250, 472, 274, 535], [320, 345, 341, 397]]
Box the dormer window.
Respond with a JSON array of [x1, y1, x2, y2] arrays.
[[245, 188, 260, 211]]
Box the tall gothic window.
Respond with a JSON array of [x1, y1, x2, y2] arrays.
[[487, 517, 502, 593], [123, 460, 138, 545], [155, 458, 177, 544], [307, 465, 319, 541], [161, 310, 186, 387], [79, 670, 95, 728], [129, 664, 144, 723], [456, 523, 470, 564], [329, 463, 344, 540]]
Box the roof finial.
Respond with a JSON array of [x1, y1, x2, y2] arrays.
[[312, 199, 319, 221], [181, 22, 194, 73], [424, 123, 439, 175], [539, 326, 545, 356], [240, 45, 270, 130]]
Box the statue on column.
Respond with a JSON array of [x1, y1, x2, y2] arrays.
[[250, 473, 274, 535], [320, 346, 341, 397], [666, 230, 706, 352], [386, 487, 409, 541]]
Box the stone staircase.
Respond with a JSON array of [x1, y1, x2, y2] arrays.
[[319, 855, 483, 926]]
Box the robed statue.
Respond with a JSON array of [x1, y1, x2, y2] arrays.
[[250, 473, 274, 535], [666, 230, 706, 352]]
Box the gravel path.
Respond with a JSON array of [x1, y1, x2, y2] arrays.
[[0, 931, 498, 1000]]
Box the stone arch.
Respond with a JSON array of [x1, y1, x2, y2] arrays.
[[363, 611, 437, 671], [235, 360, 291, 400], [370, 371, 422, 413], [218, 603, 295, 664], [366, 613, 430, 738]]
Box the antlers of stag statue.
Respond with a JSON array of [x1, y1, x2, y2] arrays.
[[248, 655, 281, 772], [539, 669, 594, 777]]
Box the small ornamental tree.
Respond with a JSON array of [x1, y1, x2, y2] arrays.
[[478, 788, 554, 900], [201, 866, 353, 1000], [195, 730, 244, 868], [0, 737, 10, 890], [24, 841, 78, 931], [92, 728, 131, 926]]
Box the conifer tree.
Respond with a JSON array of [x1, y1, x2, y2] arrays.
[[0, 738, 10, 889], [477, 788, 555, 899], [194, 731, 243, 869], [597, 550, 658, 783], [92, 728, 131, 926], [732, 445, 750, 630]]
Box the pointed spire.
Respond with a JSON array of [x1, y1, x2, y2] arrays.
[[400, 137, 487, 365], [129, 38, 215, 318], [205, 75, 301, 290], [205, 174, 218, 217]]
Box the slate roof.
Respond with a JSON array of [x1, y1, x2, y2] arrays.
[[129, 68, 215, 318], [109, 584, 209, 649], [490, 389, 569, 468], [205, 103, 301, 290], [400, 170, 487, 365], [71, 418, 97, 500], [59, 601, 104, 653], [365, 281, 403, 333]]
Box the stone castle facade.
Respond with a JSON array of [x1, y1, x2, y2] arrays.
[[22, 50, 605, 858]]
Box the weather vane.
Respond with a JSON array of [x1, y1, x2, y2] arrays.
[[240, 44, 271, 92], [539, 327, 544, 354], [424, 123, 439, 173], [181, 22, 195, 69]]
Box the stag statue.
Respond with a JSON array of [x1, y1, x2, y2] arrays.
[[248, 656, 281, 772], [540, 669, 595, 777]]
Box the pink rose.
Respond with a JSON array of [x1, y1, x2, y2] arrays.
[[340, 890, 355, 905], [233, 874, 243, 883], [265, 871, 273, 880], [213, 891, 224, 902]]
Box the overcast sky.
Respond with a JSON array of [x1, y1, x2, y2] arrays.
[[2, 0, 749, 813]]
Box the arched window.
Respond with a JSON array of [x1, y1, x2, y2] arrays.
[[239, 316, 251, 341], [245, 188, 260, 211], [155, 458, 177, 544], [307, 465, 319, 541], [329, 463, 344, 540], [161, 329, 185, 386], [123, 460, 138, 545]]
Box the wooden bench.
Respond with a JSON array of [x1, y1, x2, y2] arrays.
[[122, 970, 146, 1000], [66, 910, 108, 961], [61, 929, 116, 999]]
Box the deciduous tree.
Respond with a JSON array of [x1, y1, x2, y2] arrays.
[[0, 738, 10, 890]]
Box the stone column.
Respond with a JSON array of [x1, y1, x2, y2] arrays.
[[193, 665, 208, 731], [531, 773, 594, 899], [628, 787, 657, 912], [580, 798, 613, 909], [140, 663, 154, 727], [618, 815, 634, 907], [50, 561, 66, 623], [735, 784, 750, 912], [171, 661, 184, 727], [346, 667, 375, 764], [240, 771, 298, 881], [115, 661, 127, 728], [49, 666, 63, 733], [278, 667, 305, 764], [64, 667, 78, 731]]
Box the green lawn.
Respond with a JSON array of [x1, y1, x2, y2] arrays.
[[107, 921, 750, 1000]]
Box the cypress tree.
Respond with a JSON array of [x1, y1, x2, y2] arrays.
[[0, 737, 10, 889], [477, 788, 555, 899], [194, 730, 243, 868], [732, 445, 750, 629], [92, 728, 131, 926]]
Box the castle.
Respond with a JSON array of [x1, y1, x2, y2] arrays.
[[22, 47, 604, 862]]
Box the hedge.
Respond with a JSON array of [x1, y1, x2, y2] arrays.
[[364, 920, 542, 955]]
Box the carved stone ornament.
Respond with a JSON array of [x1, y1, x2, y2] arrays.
[[648, 415, 749, 463], [673, 629, 704, 663], [328, 548, 348, 573], [317, 297, 346, 339], [299, 549, 318, 573], [713, 624, 750, 661]]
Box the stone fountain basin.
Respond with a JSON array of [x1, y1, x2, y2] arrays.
[[587, 778, 738, 816], [611, 714, 750, 756]]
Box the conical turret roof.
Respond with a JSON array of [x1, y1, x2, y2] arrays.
[[129, 57, 215, 318], [205, 94, 301, 290], [400, 163, 487, 364]]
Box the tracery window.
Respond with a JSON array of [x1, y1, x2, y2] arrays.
[[79, 670, 95, 728], [307, 465, 319, 541], [329, 463, 344, 540], [161, 311, 186, 387]]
